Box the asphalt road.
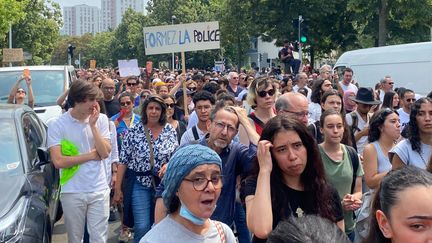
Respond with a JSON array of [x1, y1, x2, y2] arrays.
[[52, 217, 133, 243]]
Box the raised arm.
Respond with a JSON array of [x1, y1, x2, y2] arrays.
[[25, 76, 34, 108], [245, 140, 273, 239]]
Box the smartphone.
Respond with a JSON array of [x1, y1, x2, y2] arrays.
[[23, 69, 30, 78]]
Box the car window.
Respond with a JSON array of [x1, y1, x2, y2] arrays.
[[0, 70, 65, 106], [0, 119, 22, 174], [22, 114, 44, 166]]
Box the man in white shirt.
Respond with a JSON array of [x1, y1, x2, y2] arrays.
[[180, 91, 215, 145], [339, 68, 358, 94], [346, 87, 381, 155], [397, 89, 416, 133], [48, 80, 111, 243], [292, 72, 312, 102], [379, 75, 394, 102]]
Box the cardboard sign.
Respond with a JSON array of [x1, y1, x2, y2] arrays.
[[146, 61, 153, 74], [118, 59, 140, 77], [143, 21, 220, 55], [2, 48, 24, 63], [90, 59, 96, 69]]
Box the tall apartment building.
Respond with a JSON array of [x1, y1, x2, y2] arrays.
[[100, 0, 146, 31], [62, 4, 100, 36]]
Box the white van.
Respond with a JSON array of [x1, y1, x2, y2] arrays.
[[0, 66, 77, 123], [334, 42, 432, 96]]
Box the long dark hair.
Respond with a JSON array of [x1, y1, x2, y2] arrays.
[[368, 108, 398, 143], [250, 115, 337, 225], [365, 166, 432, 243], [382, 91, 398, 110], [311, 78, 327, 104], [406, 97, 432, 153]]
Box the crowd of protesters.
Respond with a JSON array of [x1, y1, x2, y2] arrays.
[[43, 62, 432, 243]]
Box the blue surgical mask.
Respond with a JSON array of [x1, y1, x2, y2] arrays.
[[179, 201, 205, 225]]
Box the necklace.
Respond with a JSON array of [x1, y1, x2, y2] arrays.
[[418, 151, 427, 166]]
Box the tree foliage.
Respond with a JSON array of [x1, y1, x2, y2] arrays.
[[1, 0, 62, 65], [0, 0, 27, 42]]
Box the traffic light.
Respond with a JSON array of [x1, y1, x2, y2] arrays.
[[67, 44, 76, 59], [300, 21, 308, 43]]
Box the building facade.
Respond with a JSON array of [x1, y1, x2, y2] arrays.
[[62, 4, 100, 36]]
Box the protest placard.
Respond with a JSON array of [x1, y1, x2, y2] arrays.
[[118, 59, 140, 77], [143, 21, 220, 55]]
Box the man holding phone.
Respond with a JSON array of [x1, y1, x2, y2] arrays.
[[7, 69, 34, 108]]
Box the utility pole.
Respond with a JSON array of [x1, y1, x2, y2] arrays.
[[171, 15, 176, 72], [298, 15, 303, 66], [9, 24, 12, 67]]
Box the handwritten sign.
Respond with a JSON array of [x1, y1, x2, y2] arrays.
[[143, 21, 220, 55], [118, 59, 140, 77], [90, 59, 96, 69], [2, 48, 24, 63]]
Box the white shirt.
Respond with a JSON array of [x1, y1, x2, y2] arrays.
[[397, 108, 410, 132], [339, 81, 358, 94], [390, 139, 431, 169], [47, 110, 111, 193], [186, 110, 198, 130], [180, 125, 207, 146], [345, 110, 370, 155], [293, 84, 312, 102]]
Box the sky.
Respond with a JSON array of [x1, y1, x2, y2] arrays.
[[53, 0, 101, 9]]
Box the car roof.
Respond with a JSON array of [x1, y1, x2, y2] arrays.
[[0, 104, 32, 119], [0, 65, 74, 71]]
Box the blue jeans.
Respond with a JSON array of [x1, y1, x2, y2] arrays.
[[234, 202, 251, 243], [132, 181, 155, 243]]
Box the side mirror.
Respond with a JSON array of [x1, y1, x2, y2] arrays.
[[36, 147, 51, 167]]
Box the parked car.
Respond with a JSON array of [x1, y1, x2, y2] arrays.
[[0, 65, 77, 123], [0, 104, 60, 243]]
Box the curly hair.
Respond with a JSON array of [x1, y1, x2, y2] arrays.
[[406, 97, 432, 154]]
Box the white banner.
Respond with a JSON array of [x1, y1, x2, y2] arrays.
[[143, 21, 220, 55], [118, 59, 140, 77]]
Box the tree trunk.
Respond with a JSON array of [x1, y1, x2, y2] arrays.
[[378, 0, 388, 46]]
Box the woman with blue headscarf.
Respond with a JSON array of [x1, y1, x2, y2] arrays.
[[140, 144, 236, 243]]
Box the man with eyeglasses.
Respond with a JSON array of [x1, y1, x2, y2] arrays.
[[379, 75, 394, 102], [226, 71, 244, 98], [180, 91, 215, 146], [398, 89, 416, 133], [124, 76, 140, 102], [293, 72, 312, 102], [155, 105, 259, 235], [101, 78, 120, 118], [275, 92, 310, 126]]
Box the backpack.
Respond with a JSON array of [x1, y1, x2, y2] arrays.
[[345, 145, 360, 194], [192, 125, 200, 141]]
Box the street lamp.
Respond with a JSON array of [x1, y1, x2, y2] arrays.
[[171, 15, 177, 71]]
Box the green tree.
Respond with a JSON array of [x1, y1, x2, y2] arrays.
[[0, 0, 27, 42], [6, 0, 62, 64], [349, 0, 432, 47]]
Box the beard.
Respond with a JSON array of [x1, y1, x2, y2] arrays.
[[213, 139, 228, 149]]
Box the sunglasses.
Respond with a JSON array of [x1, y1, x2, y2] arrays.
[[120, 101, 132, 106], [188, 87, 197, 91], [165, 103, 175, 108], [127, 83, 137, 86], [257, 89, 275, 98]]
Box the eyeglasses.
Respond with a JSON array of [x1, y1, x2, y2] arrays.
[[165, 103, 175, 108], [388, 82, 394, 85], [257, 89, 275, 98], [406, 98, 416, 102], [213, 121, 237, 134], [284, 110, 310, 118], [127, 83, 137, 86], [120, 101, 132, 106], [184, 175, 223, 191]]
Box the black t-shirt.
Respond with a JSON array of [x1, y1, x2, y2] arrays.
[[240, 177, 344, 242], [104, 99, 121, 118]]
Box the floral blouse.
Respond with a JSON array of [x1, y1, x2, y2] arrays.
[[119, 122, 178, 187]]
